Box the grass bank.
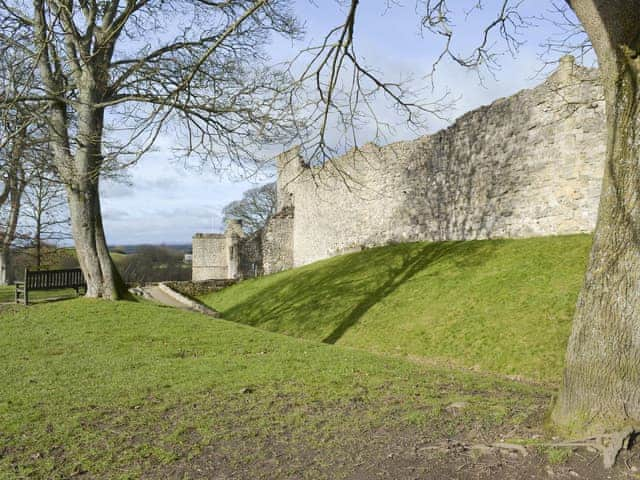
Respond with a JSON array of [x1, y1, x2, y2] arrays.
[[0, 299, 547, 479], [201, 235, 592, 383]]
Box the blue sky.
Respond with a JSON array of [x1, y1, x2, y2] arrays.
[[100, 1, 589, 245]]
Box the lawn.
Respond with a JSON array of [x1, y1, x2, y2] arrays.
[[0, 299, 548, 479], [200, 234, 592, 383], [0, 285, 80, 304]]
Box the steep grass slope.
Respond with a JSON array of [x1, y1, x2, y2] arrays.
[[0, 299, 545, 478], [201, 235, 592, 383]]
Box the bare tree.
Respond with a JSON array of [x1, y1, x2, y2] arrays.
[[0, 0, 302, 299], [553, 0, 640, 446], [222, 182, 276, 234], [21, 164, 71, 269], [0, 49, 38, 285], [0, 139, 27, 285], [282, 0, 450, 168]]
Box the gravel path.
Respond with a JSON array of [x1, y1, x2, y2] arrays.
[[142, 285, 190, 309], [137, 284, 221, 318]]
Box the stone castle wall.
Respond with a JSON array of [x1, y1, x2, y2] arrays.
[[262, 208, 294, 275], [238, 233, 263, 278], [277, 58, 606, 268], [193, 57, 607, 280], [192, 233, 228, 281]]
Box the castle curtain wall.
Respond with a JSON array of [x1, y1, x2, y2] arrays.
[[193, 58, 607, 280], [279, 59, 606, 268], [262, 210, 294, 275]]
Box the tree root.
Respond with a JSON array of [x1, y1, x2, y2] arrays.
[[418, 427, 637, 469], [603, 426, 635, 469], [538, 426, 636, 469], [418, 440, 527, 457]]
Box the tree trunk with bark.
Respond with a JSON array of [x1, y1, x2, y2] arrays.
[[554, 0, 640, 433], [66, 176, 126, 299], [59, 95, 127, 300], [0, 248, 10, 285], [34, 215, 41, 270], [0, 173, 25, 286]]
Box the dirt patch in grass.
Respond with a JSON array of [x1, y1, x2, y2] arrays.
[[142, 419, 639, 480]]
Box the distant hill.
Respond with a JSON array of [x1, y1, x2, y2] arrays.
[[108, 243, 192, 255]]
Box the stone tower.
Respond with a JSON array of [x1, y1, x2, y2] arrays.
[[225, 219, 244, 279]]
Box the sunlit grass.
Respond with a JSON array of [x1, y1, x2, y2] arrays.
[[0, 299, 547, 478], [201, 235, 591, 383]]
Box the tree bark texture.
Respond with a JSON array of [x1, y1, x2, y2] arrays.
[[66, 175, 125, 299], [0, 170, 25, 286], [555, 0, 640, 432], [0, 248, 10, 285], [64, 97, 127, 299]]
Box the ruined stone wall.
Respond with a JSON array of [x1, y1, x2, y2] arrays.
[[238, 233, 263, 278], [193, 220, 263, 280], [278, 58, 606, 268], [192, 234, 228, 281], [262, 208, 294, 275]]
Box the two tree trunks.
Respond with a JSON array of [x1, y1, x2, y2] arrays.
[[52, 99, 126, 300], [66, 177, 125, 299], [555, 0, 640, 433]]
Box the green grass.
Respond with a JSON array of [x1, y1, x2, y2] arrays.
[[110, 251, 127, 265], [0, 285, 79, 304], [0, 285, 15, 303], [201, 235, 592, 383], [0, 299, 548, 479]]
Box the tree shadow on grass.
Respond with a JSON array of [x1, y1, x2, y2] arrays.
[[216, 239, 504, 344], [321, 240, 494, 344]]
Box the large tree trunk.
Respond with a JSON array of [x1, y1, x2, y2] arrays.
[[0, 248, 11, 286], [66, 175, 127, 300], [48, 72, 127, 300], [554, 0, 640, 433]]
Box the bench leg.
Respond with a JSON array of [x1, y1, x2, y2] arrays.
[[15, 285, 24, 305]]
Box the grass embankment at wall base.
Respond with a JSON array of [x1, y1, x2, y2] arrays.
[[200, 235, 592, 384], [0, 299, 547, 479]]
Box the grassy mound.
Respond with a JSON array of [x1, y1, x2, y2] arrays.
[[201, 235, 592, 383], [0, 299, 546, 478]]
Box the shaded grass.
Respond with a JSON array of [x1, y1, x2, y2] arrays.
[[0, 299, 548, 479], [201, 235, 592, 383], [0, 285, 79, 304]]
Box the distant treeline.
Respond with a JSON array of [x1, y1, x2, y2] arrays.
[[12, 243, 190, 284], [117, 245, 190, 284], [109, 244, 192, 255]]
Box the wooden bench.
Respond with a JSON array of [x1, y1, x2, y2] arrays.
[[15, 268, 86, 305]]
